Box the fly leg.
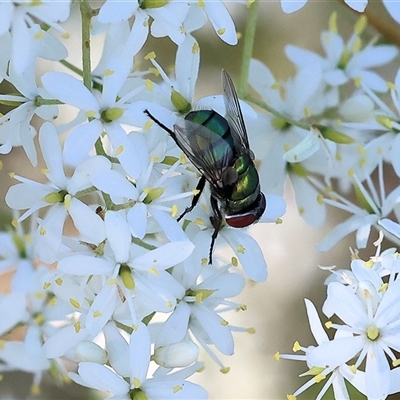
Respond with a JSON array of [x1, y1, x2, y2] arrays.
[[209, 195, 223, 264], [144, 109, 176, 137], [177, 175, 206, 222]]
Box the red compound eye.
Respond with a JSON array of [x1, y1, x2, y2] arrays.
[[225, 214, 257, 228]]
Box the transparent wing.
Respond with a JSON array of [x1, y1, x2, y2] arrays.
[[173, 118, 235, 186], [221, 69, 250, 151]]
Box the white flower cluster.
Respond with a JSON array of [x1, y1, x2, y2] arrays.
[[1, 1, 400, 399], [248, 12, 400, 255], [277, 232, 400, 400]]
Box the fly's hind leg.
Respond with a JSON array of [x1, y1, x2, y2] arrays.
[[209, 195, 223, 264], [177, 175, 206, 222]]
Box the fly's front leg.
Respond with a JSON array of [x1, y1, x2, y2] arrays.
[[177, 175, 206, 222], [209, 195, 223, 264]]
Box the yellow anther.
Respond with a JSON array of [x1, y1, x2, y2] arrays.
[[144, 51, 156, 60], [69, 298, 80, 309], [74, 321, 81, 333], [236, 245, 245, 254], [292, 341, 301, 352]]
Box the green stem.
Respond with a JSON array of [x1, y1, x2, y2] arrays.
[[238, 0, 259, 98], [59, 60, 83, 77], [244, 94, 310, 131], [79, 0, 92, 91]]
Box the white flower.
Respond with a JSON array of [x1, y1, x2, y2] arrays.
[[97, 0, 190, 49], [285, 13, 398, 92], [0, 1, 70, 73], [317, 160, 400, 251], [69, 322, 207, 400], [278, 299, 366, 399], [309, 279, 400, 400], [41, 43, 147, 168], [156, 262, 246, 370], [0, 66, 59, 165], [5, 123, 110, 263]]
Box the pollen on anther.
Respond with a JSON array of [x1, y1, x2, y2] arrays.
[[144, 51, 156, 60], [93, 310, 102, 318], [116, 145, 124, 155], [217, 28, 226, 36], [104, 69, 114, 77], [142, 120, 153, 132], [292, 341, 301, 352], [55, 278, 63, 285], [74, 321, 81, 333], [69, 298, 80, 309], [145, 79, 154, 91], [273, 351, 280, 361], [192, 42, 200, 54], [173, 385, 183, 394], [236, 245, 245, 254]]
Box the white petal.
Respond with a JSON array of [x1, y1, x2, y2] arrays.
[[5, 181, 52, 210], [131, 241, 194, 271], [142, 380, 207, 400], [191, 305, 233, 355], [103, 322, 130, 377], [39, 122, 67, 188], [129, 322, 151, 385], [285, 44, 324, 67], [203, 2, 237, 45], [326, 282, 367, 327], [57, 254, 115, 276], [127, 203, 147, 239], [150, 207, 188, 242], [42, 71, 99, 111], [221, 229, 267, 282], [365, 343, 390, 399], [316, 214, 366, 252], [155, 302, 190, 347], [77, 362, 129, 395], [92, 169, 139, 199], [260, 194, 286, 222], [63, 120, 103, 167], [35, 204, 66, 264], [383, 0, 400, 23], [304, 299, 329, 345], [105, 211, 131, 263], [42, 325, 90, 358], [176, 35, 199, 101], [68, 155, 111, 195], [291, 175, 326, 228], [280, 0, 308, 13], [86, 284, 118, 336], [107, 125, 148, 179], [68, 198, 106, 244], [308, 336, 364, 369], [284, 130, 320, 163], [97, 0, 138, 23], [344, 0, 367, 11], [0, 293, 27, 336]]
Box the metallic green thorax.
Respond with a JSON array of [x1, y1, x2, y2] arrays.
[[185, 109, 260, 214]]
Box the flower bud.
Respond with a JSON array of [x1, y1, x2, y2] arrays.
[[153, 341, 199, 368], [75, 341, 108, 363]]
